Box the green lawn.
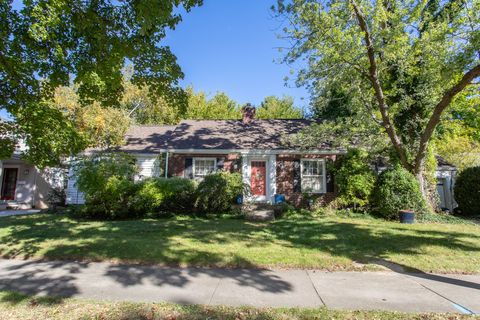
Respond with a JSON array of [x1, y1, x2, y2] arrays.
[[0, 291, 475, 320], [0, 213, 479, 273]]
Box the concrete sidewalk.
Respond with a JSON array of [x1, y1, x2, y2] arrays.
[[0, 259, 478, 314]]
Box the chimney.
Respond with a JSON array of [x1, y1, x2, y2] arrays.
[[241, 103, 256, 124]]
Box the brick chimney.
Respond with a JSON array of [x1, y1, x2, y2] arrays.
[[241, 103, 256, 124]]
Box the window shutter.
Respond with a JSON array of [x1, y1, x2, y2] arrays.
[[326, 159, 334, 192], [326, 171, 334, 192], [293, 159, 301, 193], [216, 158, 224, 171], [184, 158, 193, 179]]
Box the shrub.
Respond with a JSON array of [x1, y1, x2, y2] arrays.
[[454, 166, 480, 216], [73, 153, 138, 220], [371, 166, 428, 220], [334, 149, 375, 209], [195, 172, 245, 214], [132, 177, 197, 216]]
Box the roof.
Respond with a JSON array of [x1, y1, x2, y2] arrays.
[[118, 125, 177, 153], [115, 119, 330, 153], [435, 155, 456, 169]]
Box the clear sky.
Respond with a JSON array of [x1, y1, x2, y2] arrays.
[[0, 0, 309, 120]]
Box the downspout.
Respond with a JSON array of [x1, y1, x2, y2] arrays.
[[164, 152, 169, 178]]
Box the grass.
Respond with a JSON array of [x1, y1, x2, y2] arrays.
[[0, 291, 476, 320], [0, 213, 479, 273]]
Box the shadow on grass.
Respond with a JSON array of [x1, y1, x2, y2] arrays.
[[0, 213, 479, 300], [0, 290, 63, 306]]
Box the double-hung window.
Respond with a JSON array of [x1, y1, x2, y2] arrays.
[[193, 158, 216, 180], [301, 159, 325, 193]]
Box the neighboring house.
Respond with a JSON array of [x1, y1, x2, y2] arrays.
[[435, 156, 457, 212], [0, 141, 66, 209], [66, 106, 458, 211], [67, 106, 339, 206]]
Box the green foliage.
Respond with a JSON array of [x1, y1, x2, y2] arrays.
[[371, 166, 429, 220], [435, 88, 480, 171], [195, 172, 245, 214], [1, 0, 202, 164], [132, 177, 197, 216], [184, 87, 241, 120], [18, 102, 88, 167], [73, 153, 138, 220], [121, 77, 182, 125], [0, 120, 18, 160], [275, 0, 479, 175], [454, 166, 480, 216], [334, 149, 375, 209], [256, 96, 303, 119]]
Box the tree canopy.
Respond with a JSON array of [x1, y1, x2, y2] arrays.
[[275, 0, 480, 180], [0, 0, 202, 166]]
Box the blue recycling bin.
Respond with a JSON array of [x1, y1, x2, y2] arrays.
[[274, 194, 285, 204]]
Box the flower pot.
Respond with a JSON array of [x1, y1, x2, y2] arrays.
[[399, 210, 415, 224]]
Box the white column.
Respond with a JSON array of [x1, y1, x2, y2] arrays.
[[268, 154, 277, 203], [242, 155, 250, 201]]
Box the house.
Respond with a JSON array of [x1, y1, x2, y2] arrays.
[[67, 106, 339, 206], [66, 106, 458, 211], [435, 156, 457, 212], [0, 141, 66, 210]]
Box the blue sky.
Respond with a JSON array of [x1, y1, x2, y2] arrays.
[[165, 0, 309, 109], [1, 1, 308, 119]]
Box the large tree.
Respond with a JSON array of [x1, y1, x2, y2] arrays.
[[0, 0, 201, 166], [275, 0, 480, 188]]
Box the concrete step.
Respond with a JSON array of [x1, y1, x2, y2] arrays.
[[245, 209, 275, 221]]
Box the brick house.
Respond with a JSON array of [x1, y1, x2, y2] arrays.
[[67, 107, 343, 207]]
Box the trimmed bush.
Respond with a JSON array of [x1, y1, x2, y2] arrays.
[[371, 166, 428, 220], [74, 153, 138, 220], [334, 149, 375, 209], [454, 166, 480, 216], [195, 172, 245, 214], [132, 177, 197, 216]]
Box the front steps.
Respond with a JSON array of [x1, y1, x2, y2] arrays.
[[242, 203, 275, 221]]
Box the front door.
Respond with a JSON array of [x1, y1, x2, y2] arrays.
[[1, 168, 18, 200], [251, 161, 266, 196]]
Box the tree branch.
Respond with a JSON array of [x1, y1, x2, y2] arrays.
[[350, 0, 411, 170], [414, 64, 480, 173]]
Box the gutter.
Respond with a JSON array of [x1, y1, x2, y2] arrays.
[[81, 149, 346, 156]]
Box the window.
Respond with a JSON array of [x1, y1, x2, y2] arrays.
[[301, 159, 325, 193], [193, 158, 216, 179]]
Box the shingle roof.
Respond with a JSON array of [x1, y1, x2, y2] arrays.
[[116, 125, 176, 153], [116, 119, 326, 153]]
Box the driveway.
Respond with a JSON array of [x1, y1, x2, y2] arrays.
[[0, 259, 478, 314]]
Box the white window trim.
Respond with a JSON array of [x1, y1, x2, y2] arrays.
[[193, 157, 217, 179], [300, 158, 326, 194]]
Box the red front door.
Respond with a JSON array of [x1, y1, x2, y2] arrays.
[[251, 161, 266, 196], [1, 168, 18, 200]]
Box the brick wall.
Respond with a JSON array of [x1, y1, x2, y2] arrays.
[[276, 153, 337, 208], [168, 153, 241, 178]]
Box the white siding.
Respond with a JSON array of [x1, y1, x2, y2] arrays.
[[136, 155, 161, 180], [65, 154, 161, 205], [66, 165, 85, 205]]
